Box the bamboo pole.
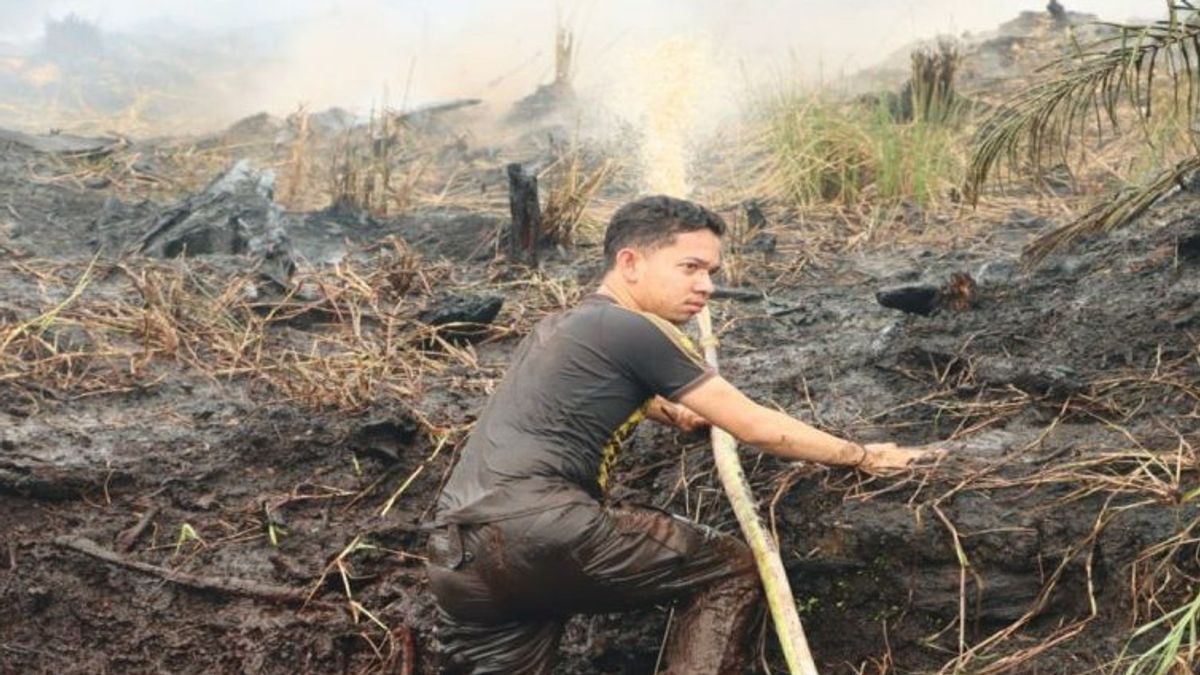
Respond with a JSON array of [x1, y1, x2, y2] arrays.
[[696, 306, 820, 675]]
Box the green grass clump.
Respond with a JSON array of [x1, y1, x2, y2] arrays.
[[755, 91, 967, 209], [1120, 586, 1199, 675]]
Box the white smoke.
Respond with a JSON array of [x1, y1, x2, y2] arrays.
[[0, 0, 1164, 133]]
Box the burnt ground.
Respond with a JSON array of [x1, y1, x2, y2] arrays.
[[2, 116, 1200, 675]]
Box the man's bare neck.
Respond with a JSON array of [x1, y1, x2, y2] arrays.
[[596, 280, 641, 313]]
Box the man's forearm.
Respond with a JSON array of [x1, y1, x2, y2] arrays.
[[678, 376, 928, 471], [749, 407, 866, 466], [678, 375, 864, 466]]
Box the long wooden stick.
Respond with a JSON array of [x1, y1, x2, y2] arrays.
[[54, 536, 331, 608], [696, 306, 819, 675]]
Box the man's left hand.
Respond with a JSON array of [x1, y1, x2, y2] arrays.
[[859, 442, 944, 473]]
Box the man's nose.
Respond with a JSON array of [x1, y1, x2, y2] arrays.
[[695, 271, 714, 295]]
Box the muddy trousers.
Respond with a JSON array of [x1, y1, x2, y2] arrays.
[[426, 502, 763, 675]]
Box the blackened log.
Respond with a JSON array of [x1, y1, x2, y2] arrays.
[[506, 163, 541, 265], [876, 284, 941, 316], [418, 294, 504, 344], [744, 200, 768, 231]]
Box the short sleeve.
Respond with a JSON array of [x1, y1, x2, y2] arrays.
[[602, 308, 715, 401]]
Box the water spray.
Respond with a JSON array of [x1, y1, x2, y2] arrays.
[[629, 36, 820, 675]]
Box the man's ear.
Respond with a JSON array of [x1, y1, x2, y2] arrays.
[[615, 248, 642, 283]]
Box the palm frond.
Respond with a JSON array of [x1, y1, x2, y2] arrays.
[[1024, 155, 1200, 263], [966, 3, 1200, 203]]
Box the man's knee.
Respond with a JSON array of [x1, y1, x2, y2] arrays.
[[713, 529, 759, 577], [715, 554, 763, 599], [700, 536, 764, 618]]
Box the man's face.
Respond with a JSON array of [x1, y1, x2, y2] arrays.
[[627, 229, 722, 324]]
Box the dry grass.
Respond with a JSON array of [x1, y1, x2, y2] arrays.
[[0, 233, 603, 419], [826, 338, 1200, 674], [282, 105, 311, 210], [539, 144, 617, 247], [0, 241, 553, 417]]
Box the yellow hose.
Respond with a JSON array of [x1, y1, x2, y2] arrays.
[[696, 306, 820, 675]]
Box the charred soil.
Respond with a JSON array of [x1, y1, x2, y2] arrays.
[[3, 75, 1200, 675]]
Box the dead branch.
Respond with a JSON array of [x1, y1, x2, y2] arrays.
[[54, 536, 332, 608], [116, 507, 160, 552]]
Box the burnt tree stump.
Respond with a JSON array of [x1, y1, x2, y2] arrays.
[[506, 162, 541, 265], [1047, 0, 1066, 22]]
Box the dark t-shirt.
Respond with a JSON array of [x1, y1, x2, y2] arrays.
[[434, 294, 714, 525]]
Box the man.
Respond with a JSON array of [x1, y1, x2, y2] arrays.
[[427, 195, 931, 674]]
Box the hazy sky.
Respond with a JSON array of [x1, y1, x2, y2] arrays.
[[0, 1, 1157, 36], [0, 1, 1160, 73], [0, 0, 1168, 128]]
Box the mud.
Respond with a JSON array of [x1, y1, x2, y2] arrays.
[[4, 164, 1199, 673], [3, 13, 1200, 674]]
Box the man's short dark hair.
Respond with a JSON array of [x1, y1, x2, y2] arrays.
[[602, 195, 726, 269]]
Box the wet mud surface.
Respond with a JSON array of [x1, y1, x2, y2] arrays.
[[3, 115, 1200, 674]]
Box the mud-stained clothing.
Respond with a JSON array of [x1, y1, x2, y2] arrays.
[[434, 293, 714, 525], [428, 293, 761, 674], [427, 503, 763, 675]]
